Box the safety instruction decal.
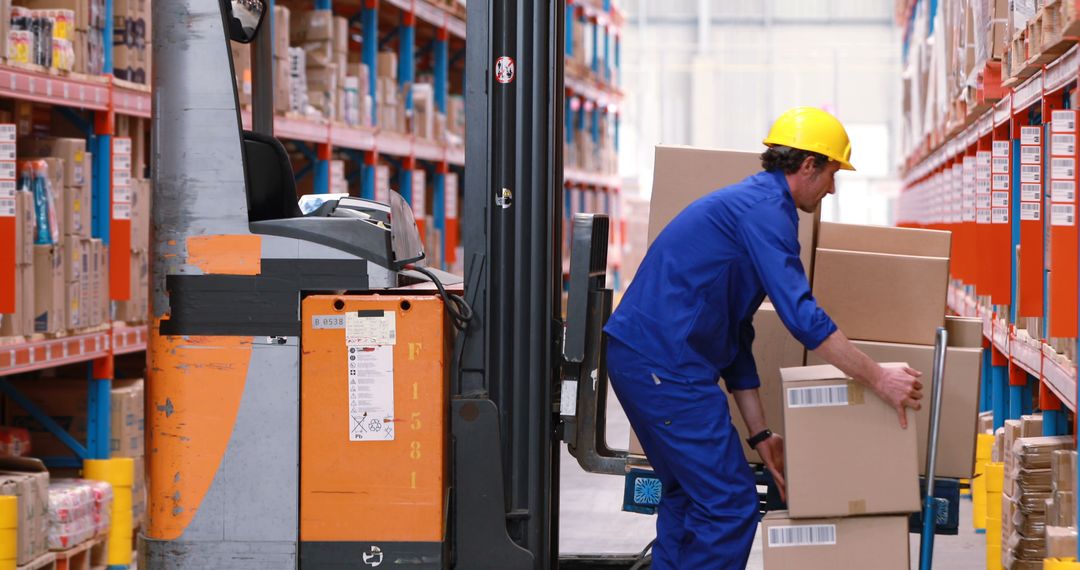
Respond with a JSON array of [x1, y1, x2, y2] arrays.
[[347, 345, 396, 442], [346, 310, 397, 346]]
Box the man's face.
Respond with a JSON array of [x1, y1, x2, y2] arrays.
[[791, 159, 842, 213]]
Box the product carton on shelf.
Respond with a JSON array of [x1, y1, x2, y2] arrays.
[[1046, 526, 1078, 559], [0, 457, 49, 566], [781, 363, 920, 518], [812, 222, 951, 346], [760, 511, 909, 570], [945, 315, 983, 347], [807, 341, 982, 478], [32, 243, 64, 334], [273, 5, 290, 57]]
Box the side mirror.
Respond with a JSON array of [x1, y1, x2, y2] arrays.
[[225, 0, 266, 44]]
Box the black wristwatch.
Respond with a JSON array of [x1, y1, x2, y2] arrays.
[[746, 429, 774, 449]]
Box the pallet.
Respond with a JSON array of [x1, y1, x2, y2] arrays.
[[54, 536, 107, 570], [17, 552, 57, 570]]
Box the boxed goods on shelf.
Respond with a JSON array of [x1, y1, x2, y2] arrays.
[[0, 457, 49, 565], [112, 0, 150, 84], [47, 478, 110, 549], [32, 242, 63, 334], [1001, 434, 1073, 568]]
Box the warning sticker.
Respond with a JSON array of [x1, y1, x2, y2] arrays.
[[1021, 126, 1042, 146], [992, 207, 1009, 224], [1053, 134, 1076, 156], [1052, 204, 1076, 226], [1052, 180, 1076, 203], [1021, 183, 1042, 202], [1052, 110, 1077, 133], [346, 310, 397, 346], [1020, 164, 1041, 183], [992, 191, 1009, 208], [992, 174, 1009, 190], [992, 156, 1009, 174], [1021, 145, 1041, 165], [347, 345, 395, 442], [1052, 158, 1076, 180], [992, 141, 1010, 157], [1020, 202, 1041, 221]]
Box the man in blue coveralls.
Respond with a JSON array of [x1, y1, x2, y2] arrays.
[[605, 107, 925, 569]]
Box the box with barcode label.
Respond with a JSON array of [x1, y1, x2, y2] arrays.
[[761, 511, 909, 569], [781, 363, 919, 518]]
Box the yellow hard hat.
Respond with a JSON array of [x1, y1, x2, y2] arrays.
[[763, 107, 855, 171]]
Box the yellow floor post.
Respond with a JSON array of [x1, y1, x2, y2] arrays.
[[84, 458, 134, 567], [1044, 558, 1080, 569], [986, 462, 1005, 570], [0, 496, 16, 570]]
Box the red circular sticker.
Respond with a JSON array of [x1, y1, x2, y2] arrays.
[[495, 56, 515, 84]]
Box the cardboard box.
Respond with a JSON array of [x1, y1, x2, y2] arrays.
[[15, 189, 33, 266], [62, 184, 91, 238], [817, 222, 952, 256], [1053, 450, 1077, 493], [945, 315, 983, 348], [17, 137, 86, 188], [806, 342, 982, 478], [19, 0, 87, 31], [781, 363, 920, 518], [273, 5, 290, 58], [648, 145, 818, 279], [378, 50, 398, 80], [1046, 526, 1078, 559], [130, 179, 150, 253], [32, 244, 64, 334], [0, 457, 49, 565], [291, 9, 332, 43], [4, 378, 145, 459], [1021, 414, 1044, 438], [62, 236, 89, 330], [113, 249, 148, 323], [761, 511, 909, 570], [333, 15, 348, 54]]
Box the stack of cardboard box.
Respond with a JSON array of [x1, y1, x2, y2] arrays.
[[270, 6, 291, 113], [113, 177, 148, 323], [0, 123, 33, 337], [112, 0, 149, 84], [1046, 450, 1078, 558], [377, 50, 402, 132], [290, 9, 336, 120], [329, 159, 346, 195], [0, 457, 49, 566], [1001, 430, 1073, 567]]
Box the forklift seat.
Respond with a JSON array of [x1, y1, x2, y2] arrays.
[[243, 130, 303, 222]]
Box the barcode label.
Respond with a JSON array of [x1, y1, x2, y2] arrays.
[[0, 180, 13, 199], [977, 209, 992, 223], [993, 141, 1010, 157], [977, 151, 992, 167], [0, 197, 13, 217], [1021, 202, 1040, 221], [768, 524, 837, 548], [1052, 158, 1076, 179], [1020, 164, 1041, 183], [1052, 204, 1076, 226], [787, 385, 848, 408], [992, 191, 1009, 207], [0, 161, 15, 181], [1052, 134, 1076, 156], [1021, 126, 1042, 145], [992, 174, 1009, 190], [1053, 110, 1077, 132], [1052, 180, 1076, 203], [1021, 145, 1041, 164], [992, 156, 1009, 174], [976, 194, 992, 208], [992, 207, 1009, 224], [976, 179, 991, 193], [1021, 183, 1041, 202]]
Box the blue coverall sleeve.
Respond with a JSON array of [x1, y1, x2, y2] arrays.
[[720, 316, 760, 392], [735, 200, 837, 350]]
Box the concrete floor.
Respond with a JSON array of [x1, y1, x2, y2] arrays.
[[558, 385, 985, 569]]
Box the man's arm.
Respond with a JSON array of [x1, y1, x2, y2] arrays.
[[812, 329, 924, 428], [731, 387, 786, 502]]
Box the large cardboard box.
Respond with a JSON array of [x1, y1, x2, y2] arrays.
[[0, 457, 48, 565], [946, 315, 983, 348], [647, 145, 818, 278], [782, 363, 920, 518], [761, 511, 909, 570], [273, 6, 290, 58], [813, 223, 950, 346], [62, 184, 91, 238], [291, 9, 333, 43], [807, 342, 983, 478], [32, 244, 64, 334], [15, 190, 33, 266], [17, 137, 86, 188]]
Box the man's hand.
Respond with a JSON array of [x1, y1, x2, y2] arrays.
[[755, 434, 786, 503], [871, 365, 924, 429]]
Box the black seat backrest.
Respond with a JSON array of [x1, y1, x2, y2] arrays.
[[243, 130, 303, 222]]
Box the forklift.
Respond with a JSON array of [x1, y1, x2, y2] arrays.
[[144, 1, 634, 568]]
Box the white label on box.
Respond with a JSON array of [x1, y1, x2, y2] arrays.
[[113, 169, 131, 188], [1020, 164, 1041, 183], [1020, 202, 1041, 221], [1052, 204, 1076, 226], [977, 209, 992, 224], [1021, 145, 1041, 164], [1021, 183, 1042, 202], [1052, 180, 1076, 203], [976, 194, 992, 209], [1053, 134, 1076, 156], [1021, 126, 1042, 146], [992, 207, 1009, 224], [0, 143, 15, 162], [113, 138, 132, 155], [347, 345, 395, 442], [1053, 110, 1077, 132], [311, 314, 346, 329], [0, 197, 13, 217], [992, 156, 1009, 174], [113, 153, 131, 171], [345, 310, 397, 346], [992, 140, 1010, 157], [1052, 158, 1076, 179], [113, 186, 132, 204], [0, 180, 14, 199], [112, 202, 131, 220], [992, 173, 1009, 190], [0, 161, 16, 181], [992, 191, 1009, 207], [787, 385, 848, 408], [976, 179, 991, 194], [767, 524, 837, 548], [0, 125, 15, 143], [977, 150, 992, 167]]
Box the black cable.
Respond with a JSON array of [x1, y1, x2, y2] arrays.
[[629, 538, 655, 570], [407, 265, 474, 331]]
